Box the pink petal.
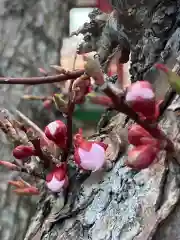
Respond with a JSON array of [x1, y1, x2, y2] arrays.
[[78, 143, 105, 171], [79, 140, 92, 152], [48, 121, 59, 136], [46, 176, 65, 192], [54, 167, 66, 181], [126, 88, 154, 102]]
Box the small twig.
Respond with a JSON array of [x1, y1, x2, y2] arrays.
[[102, 45, 121, 72], [42, 148, 60, 165], [62, 102, 74, 162], [20, 167, 44, 179], [10, 164, 44, 180], [31, 138, 51, 168], [158, 55, 180, 118], [16, 110, 44, 137], [61, 58, 76, 162], [0, 69, 84, 85], [22, 95, 53, 101]]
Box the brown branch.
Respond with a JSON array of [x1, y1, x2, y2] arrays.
[[62, 82, 75, 162], [62, 102, 74, 162], [61, 52, 78, 162], [9, 164, 44, 179], [20, 167, 44, 180], [31, 138, 51, 168], [0, 69, 84, 85], [16, 110, 44, 137]]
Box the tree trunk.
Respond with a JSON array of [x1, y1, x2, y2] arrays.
[[25, 1, 180, 240], [0, 0, 70, 128], [0, 1, 70, 239]]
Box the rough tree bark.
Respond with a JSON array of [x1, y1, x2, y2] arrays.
[[24, 0, 180, 240], [0, 1, 70, 239], [0, 0, 71, 128]]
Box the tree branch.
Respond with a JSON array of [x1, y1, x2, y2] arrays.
[[16, 110, 44, 137], [0, 69, 84, 85]]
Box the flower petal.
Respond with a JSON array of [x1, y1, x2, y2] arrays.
[[46, 176, 65, 192], [78, 143, 105, 171]]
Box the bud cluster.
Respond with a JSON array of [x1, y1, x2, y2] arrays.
[[0, 61, 176, 200], [6, 120, 108, 194], [125, 81, 169, 170], [126, 124, 162, 169]]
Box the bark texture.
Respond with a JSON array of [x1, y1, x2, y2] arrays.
[[0, 1, 70, 239], [23, 0, 180, 240]]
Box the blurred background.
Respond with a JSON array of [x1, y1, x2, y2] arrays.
[[0, 1, 130, 239]]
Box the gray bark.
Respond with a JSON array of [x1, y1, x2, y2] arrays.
[[15, 0, 180, 240], [0, 1, 70, 239]]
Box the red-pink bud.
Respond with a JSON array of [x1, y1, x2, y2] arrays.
[[154, 63, 169, 73], [43, 99, 52, 110], [128, 124, 160, 147], [0, 160, 18, 170], [73, 129, 107, 171], [13, 187, 40, 195], [73, 77, 92, 104], [9, 179, 40, 195], [125, 81, 158, 120], [13, 145, 36, 160], [89, 95, 113, 107], [38, 67, 48, 76], [126, 145, 159, 170], [46, 164, 68, 192], [44, 120, 67, 148]]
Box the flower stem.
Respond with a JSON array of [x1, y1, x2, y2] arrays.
[[62, 80, 75, 162]]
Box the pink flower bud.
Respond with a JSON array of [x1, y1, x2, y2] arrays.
[[72, 77, 92, 104], [73, 130, 108, 171], [9, 179, 40, 195], [88, 95, 113, 107], [126, 145, 159, 170], [44, 120, 67, 148], [125, 81, 159, 120], [43, 99, 52, 110], [46, 164, 68, 192], [13, 187, 40, 196], [128, 124, 160, 147], [0, 160, 18, 170], [13, 145, 36, 160], [154, 63, 169, 73], [38, 67, 48, 76]]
